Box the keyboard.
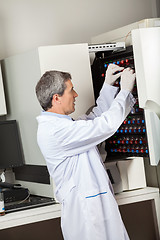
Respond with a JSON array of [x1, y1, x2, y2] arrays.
[[5, 195, 56, 213]]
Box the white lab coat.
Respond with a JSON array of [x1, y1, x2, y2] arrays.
[[36, 83, 135, 240]]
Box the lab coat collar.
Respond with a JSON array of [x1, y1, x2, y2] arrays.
[[41, 111, 72, 120]]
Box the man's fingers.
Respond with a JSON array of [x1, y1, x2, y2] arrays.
[[108, 64, 124, 74]]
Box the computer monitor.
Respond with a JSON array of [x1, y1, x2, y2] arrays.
[[0, 120, 24, 169]]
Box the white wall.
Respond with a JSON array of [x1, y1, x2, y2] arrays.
[[0, 0, 158, 59]]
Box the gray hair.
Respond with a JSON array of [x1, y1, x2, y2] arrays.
[[35, 70, 71, 111]]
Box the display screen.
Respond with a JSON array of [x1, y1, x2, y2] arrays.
[[0, 120, 24, 169]]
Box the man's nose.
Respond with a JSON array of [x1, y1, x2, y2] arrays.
[[74, 91, 78, 97]]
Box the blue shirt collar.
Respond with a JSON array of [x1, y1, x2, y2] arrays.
[[41, 111, 72, 120]]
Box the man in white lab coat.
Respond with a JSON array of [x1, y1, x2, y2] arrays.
[[35, 64, 136, 240]]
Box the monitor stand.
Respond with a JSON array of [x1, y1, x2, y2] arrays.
[[0, 182, 21, 189]]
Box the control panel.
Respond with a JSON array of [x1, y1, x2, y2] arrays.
[[91, 46, 149, 160]]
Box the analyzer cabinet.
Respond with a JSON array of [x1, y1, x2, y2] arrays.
[[92, 18, 160, 166]]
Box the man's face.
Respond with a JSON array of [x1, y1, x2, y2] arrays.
[[59, 79, 78, 115]]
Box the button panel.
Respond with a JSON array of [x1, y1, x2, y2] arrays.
[[91, 46, 149, 159]]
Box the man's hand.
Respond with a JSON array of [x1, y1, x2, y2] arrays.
[[105, 64, 124, 85], [120, 68, 136, 92]]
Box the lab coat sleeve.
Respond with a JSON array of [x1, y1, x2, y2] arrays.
[[79, 82, 119, 120], [55, 89, 136, 156]]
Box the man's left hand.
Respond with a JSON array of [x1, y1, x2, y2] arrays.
[[105, 64, 124, 85]]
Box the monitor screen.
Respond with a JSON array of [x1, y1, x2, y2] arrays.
[[0, 120, 24, 169]]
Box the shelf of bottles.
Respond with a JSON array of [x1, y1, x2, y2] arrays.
[[91, 46, 149, 159]]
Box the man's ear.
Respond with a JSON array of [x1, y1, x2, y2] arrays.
[[52, 94, 61, 105]]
